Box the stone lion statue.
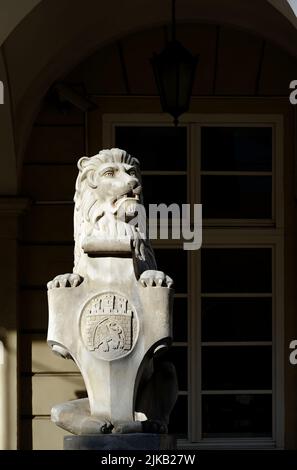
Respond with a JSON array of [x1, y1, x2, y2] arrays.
[[48, 148, 172, 289], [47, 148, 178, 436]]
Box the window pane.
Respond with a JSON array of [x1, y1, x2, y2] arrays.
[[142, 175, 187, 209], [154, 249, 187, 294], [161, 346, 187, 391], [201, 248, 272, 293], [168, 395, 188, 437], [202, 346, 272, 390], [173, 298, 187, 342], [201, 127, 272, 171], [202, 394, 272, 437], [201, 175, 272, 219], [115, 126, 187, 170], [202, 298, 272, 342]]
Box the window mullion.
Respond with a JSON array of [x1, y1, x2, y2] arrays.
[[188, 123, 201, 442]]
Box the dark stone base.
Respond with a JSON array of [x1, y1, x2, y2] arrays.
[[64, 433, 176, 450]]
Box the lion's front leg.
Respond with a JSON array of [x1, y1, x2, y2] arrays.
[[139, 270, 173, 288], [47, 273, 83, 289]]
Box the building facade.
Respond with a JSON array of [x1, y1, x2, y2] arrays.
[[1, 0, 297, 450]]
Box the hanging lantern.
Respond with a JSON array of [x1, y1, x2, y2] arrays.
[[151, 0, 198, 126]]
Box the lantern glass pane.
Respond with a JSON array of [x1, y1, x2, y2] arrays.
[[178, 61, 194, 111]]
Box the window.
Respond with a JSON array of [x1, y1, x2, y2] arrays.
[[201, 127, 273, 219], [103, 114, 284, 448], [201, 248, 272, 438]]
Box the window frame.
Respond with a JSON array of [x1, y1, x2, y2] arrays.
[[102, 113, 284, 449]]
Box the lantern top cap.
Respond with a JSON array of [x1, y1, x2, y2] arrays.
[[152, 40, 199, 63]]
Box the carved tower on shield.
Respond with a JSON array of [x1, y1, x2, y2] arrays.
[[47, 148, 178, 438]]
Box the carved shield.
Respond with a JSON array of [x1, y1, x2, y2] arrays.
[[80, 292, 138, 361]]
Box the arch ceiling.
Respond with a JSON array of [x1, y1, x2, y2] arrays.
[[1, 1, 296, 50], [1, 0, 297, 191], [0, 0, 42, 46], [268, 0, 297, 24]]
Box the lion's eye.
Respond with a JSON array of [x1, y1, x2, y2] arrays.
[[104, 171, 114, 177]]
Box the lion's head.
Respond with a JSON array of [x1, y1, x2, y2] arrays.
[[73, 148, 155, 273]]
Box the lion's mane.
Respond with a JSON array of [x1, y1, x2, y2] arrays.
[[73, 148, 156, 273]]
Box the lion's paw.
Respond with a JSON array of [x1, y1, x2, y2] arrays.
[[141, 420, 168, 434], [47, 273, 83, 290], [112, 421, 142, 434], [139, 270, 173, 288], [78, 418, 113, 435]]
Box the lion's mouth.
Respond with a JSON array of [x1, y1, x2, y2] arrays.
[[112, 186, 142, 210]]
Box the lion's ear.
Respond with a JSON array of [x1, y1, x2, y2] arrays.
[[77, 156, 98, 188], [77, 156, 89, 171], [86, 169, 97, 189]]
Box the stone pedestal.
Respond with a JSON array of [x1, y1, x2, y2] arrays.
[[64, 433, 176, 450]]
